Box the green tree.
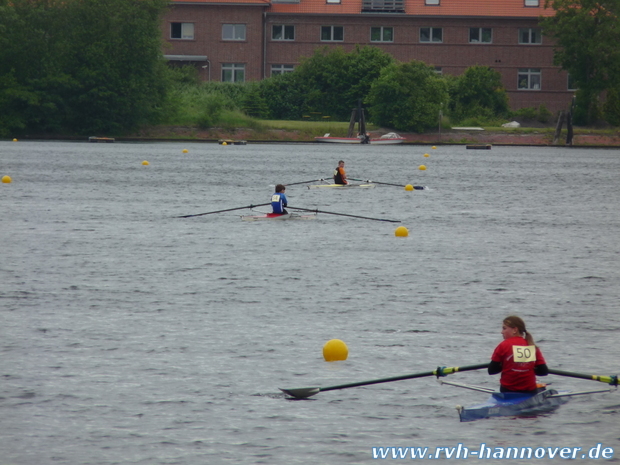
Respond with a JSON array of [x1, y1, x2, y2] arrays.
[[0, 0, 169, 135], [293, 46, 394, 120], [541, 0, 620, 124], [449, 65, 509, 122], [366, 61, 448, 133]]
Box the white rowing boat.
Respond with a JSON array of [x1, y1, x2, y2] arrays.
[[240, 212, 317, 221], [314, 132, 405, 145], [307, 183, 375, 189]]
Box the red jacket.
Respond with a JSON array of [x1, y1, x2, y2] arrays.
[[491, 336, 546, 391]]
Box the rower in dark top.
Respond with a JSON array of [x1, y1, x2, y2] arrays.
[[333, 160, 349, 185], [271, 184, 288, 214]]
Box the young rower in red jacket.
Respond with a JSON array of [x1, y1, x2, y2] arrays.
[[488, 315, 549, 394]]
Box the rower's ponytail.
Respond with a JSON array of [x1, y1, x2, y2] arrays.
[[503, 315, 536, 347]]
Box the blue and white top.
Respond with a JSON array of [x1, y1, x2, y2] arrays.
[[271, 193, 288, 214]]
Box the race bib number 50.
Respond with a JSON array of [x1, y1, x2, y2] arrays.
[[513, 345, 537, 363]]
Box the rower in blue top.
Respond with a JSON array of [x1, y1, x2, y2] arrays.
[[271, 184, 288, 214]]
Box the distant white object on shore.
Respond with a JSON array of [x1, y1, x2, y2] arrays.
[[502, 121, 521, 128], [451, 127, 484, 131]]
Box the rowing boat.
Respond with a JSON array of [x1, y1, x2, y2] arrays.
[[307, 183, 375, 189], [240, 212, 317, 221], [457, 389, 568, 422], [440, 379, 611, 422]]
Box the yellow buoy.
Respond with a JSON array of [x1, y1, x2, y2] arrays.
[[222, 142, 228, 146], [142, 160, 149, 166], [424, 153, 430, 158], [432, 146, 437, 149], [182, 149, 188, 153], [395, 226, 409, 237], [323, 339, 348, 361], [13, 138, 18, 142], [404, 184, 414, 191], [419, 165, 427, 171], [2, 175, 12, 183]]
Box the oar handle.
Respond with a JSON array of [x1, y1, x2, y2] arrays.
[[548, 368, 619, 386], [320, 363, 488, 393]]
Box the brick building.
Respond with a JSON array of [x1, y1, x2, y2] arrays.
[[162, 0, 574, 113]]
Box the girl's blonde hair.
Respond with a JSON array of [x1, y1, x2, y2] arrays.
[[503, 315, 536, 346]]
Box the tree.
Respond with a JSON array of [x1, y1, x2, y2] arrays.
[[366, 61, 448, 133], [0, 0, 170, 135], [449, 66, 509, 122], [541, 0, 620, 124], [292, 46, 394, 120]]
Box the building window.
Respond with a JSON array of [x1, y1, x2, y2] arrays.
[[371, 27, 394, 42], [434, 67, 443, 75], [524, 0, 539, 6], [519, 28, 542, 44], [271, 64, 295, 76], [567, 74, 578, 91], [327, 0, 341, 3], [321, 26, 344, 41], [222, 24, 246, 41], [420, 27, 443, 43], [170, 23, 194, 40], [425, 0, 440, 4], [518, 68, 541, 90], [222, 63, 245, 82], [469, 27, 492, 43], [272, 25, 295, 41]]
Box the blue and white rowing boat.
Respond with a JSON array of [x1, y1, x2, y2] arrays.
[[440, 380, 613, 422]]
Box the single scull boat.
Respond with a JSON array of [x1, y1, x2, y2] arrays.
[[307, 183, 375, 189], [241, 212, 317, 221], [440, 379, 613, 422]]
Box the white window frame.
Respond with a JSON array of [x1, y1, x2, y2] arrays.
[[524, 0, 540, 6], [425, 0, 440, 4], [170, 22, 194, 40], [326, 0, 341, 3], [518, 28, 542, 44], [222, 63, 245, 83], [272, 25, 295, 41], [518, 68, 541, 90], [271, 64, 295, 76], [469, 27, 492, 43], [370, 26, 394, 42], [321, 26, 344, 42], [420, 27, 443, 43], [222, 24, 246, 41]]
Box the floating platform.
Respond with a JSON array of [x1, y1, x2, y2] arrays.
[[466, 144, 492, 150], [219, 139, 247, 145], [89, 136, 115, 143]]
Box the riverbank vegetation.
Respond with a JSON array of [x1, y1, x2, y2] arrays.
[[1, 0, 619, 138]]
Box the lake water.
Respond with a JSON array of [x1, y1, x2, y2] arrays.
[[1, 140, 619, 464]]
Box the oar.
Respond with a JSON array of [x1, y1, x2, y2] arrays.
[[548, 368, 618, 386], [283, 178, 324, 187], [287, 205, 401, 223], [349, 177, 425, 190], [177, 203, 271, 218], [280, 363, 489, 399]]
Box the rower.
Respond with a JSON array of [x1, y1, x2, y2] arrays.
[[333, 160, 349, 185], [488, 315, 549, 394], [271, 184, 288, 215]]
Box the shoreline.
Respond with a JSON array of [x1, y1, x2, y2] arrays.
[[9, 127, 620, 148]]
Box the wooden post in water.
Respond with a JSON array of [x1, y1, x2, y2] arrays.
[[553, 111, 565, 145]]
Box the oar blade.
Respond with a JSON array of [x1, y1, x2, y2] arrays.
[[280, 387, 321, 399]]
